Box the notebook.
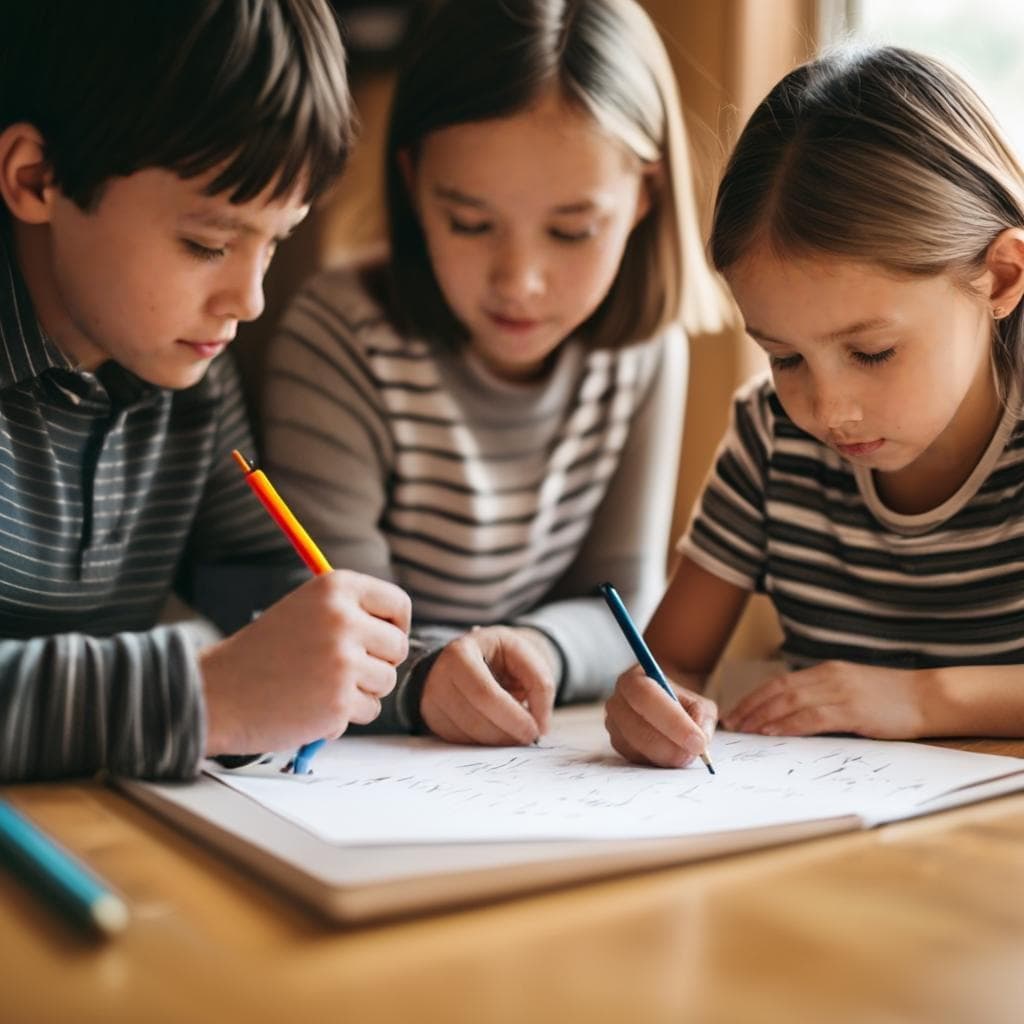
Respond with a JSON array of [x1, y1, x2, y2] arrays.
[[117, 705, 1024, 923]]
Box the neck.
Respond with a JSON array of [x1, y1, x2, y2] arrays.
[[11, 220, 103, 370]]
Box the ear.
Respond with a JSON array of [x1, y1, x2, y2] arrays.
[[0, 123, 57, 225], [632, 160, 663, 228], [983, 228, 1024, 318]]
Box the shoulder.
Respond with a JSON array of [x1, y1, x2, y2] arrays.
[[731, 372, 788, 432], [585, 322, 686, 399]]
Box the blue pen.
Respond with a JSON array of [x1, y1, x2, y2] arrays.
[[0, 797, 129, 936], [598, 582, 715, 775]]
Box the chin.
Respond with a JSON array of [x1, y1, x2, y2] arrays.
[[143, 362, 214, 391]]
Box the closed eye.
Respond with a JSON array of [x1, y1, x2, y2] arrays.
[[853, 348, 895, 366], [182, 238, 227, 261], [448, 217, 491, 236], [770, 353, 802, 371]]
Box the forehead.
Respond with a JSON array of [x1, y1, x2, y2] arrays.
[[416, 91, 641, 204], [726, 247, 963, 341]]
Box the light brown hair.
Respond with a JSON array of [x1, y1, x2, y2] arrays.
[[711, 45, 1024, 387], [384, 0, 728, 350]]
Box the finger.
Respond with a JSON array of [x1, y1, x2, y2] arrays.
[[607, 686, 706, 768], [440, 680, 536, 745], [450, 642, 542, 742], [723, 675, 791, 729], [347, 572, 412, 631], [350, 655, 399, 699], [748, 703, 841, 737], [358, 615, 411, 667], [491, 634, 555, 735], [619, 672, 708, 751], [343, 689, 383, 727], [420, 698, 473, 745], [731, 681, 836, 734], [678, 690, 718, 742]]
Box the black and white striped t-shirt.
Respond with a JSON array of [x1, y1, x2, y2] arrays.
[[681, 374, 1024, 668], [263, 267, 686, 724], [0, 229, 295, 781]]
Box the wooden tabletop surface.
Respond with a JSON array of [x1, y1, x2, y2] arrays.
[[3, 737, 1024, 1024]]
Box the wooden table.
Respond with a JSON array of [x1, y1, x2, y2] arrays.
[[4, 738, 1024, 1024]]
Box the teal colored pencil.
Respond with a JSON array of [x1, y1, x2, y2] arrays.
[[0, 797, 128, 936]]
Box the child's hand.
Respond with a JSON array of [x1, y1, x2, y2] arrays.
[[605, 664, 718, 768], [721, 661, 927, 739], [200, 570, 411, 754], [420, 626, 558, 745]]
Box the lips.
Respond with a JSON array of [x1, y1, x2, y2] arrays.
[[486, 311, 542, 333], [835, 439, 885, 457], [179, 339, 231, 359]]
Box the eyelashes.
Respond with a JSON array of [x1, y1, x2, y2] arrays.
[[446, 217, 596, 244], [182, 239, 227, 262], [771, 348, 896, 372]]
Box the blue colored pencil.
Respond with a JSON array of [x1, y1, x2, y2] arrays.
[[598, 582, 715, 775], [292, 739, 327, 775], [0, 797, 129, 936]]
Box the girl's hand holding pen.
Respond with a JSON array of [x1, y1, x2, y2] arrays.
[[420, 625, 558, 746], [200, 570, 411, 757], [606, 664, 718, 769]]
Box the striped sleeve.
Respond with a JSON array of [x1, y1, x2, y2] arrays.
[[0, 627, 205, 781], [514, 326, 687, 702], [679, 376, 774, 591]]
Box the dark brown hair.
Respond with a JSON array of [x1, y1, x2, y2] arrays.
[[0, 0, 353, 208]]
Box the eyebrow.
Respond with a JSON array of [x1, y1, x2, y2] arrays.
[[747, 317, 896, 347], [432, 185, 598, 216], [179, 210, 303, 242]]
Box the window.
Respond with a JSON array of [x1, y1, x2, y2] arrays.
[[830, 0, 1024, 148]]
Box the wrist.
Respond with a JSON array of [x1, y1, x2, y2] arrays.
[[198, 640, 239, 755], [915, 665, 959, 737]]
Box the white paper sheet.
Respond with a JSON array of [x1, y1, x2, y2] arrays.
[[210, 707, 1024, 845]]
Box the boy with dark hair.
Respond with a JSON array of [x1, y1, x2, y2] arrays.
[[0, 0, 411, 781]]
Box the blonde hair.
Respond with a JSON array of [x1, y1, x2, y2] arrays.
[[711, 45, 1024, 386], [385, 0, 729, 348]]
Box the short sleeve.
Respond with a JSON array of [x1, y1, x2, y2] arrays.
[[677, 376, 775, 592]]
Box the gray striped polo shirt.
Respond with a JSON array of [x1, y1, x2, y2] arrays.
[[0, 227, 296, 780]]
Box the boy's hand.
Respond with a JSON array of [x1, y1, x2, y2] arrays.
[[420, 626, 558, 745], [605, 664, 717, 768], [200, 570, 411, 755], [721, 661, 926, 739]]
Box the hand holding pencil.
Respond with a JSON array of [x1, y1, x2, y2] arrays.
[[601, 583, 718, 772], [198, 452, 411, 771]]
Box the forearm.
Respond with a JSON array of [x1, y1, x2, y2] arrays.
[[922, 664, 1024, 737], [0, 628, 206, 781]]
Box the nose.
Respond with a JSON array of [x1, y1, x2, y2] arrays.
[[210, 253, 266, 324], [811, 374, 862, 432], [490, 234, 545, 304]]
